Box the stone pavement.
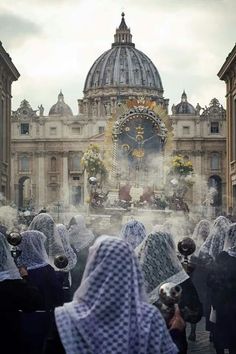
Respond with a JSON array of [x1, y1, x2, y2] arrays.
[[186, 318, 216, 353]]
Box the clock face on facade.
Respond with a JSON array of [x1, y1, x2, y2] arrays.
[[117, 113, 162, 167]]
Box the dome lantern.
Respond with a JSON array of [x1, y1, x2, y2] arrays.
[[113, 12, 134, 47]]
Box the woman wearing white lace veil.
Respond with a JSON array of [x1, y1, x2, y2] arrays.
[[198, 216, 231, 261], [17, 230, 63, 309], [56, 224, 77, 272], [120, 219, 146, 249], [136, 231, 202, 354], [223, 222, 236, 255], [188, 219, 211, 341], [68, 215, 95, 295], [192, 219, 211, 255], [136, 231, 189, 304], [68, 214, 95, 252], [0, 231, 21, 281], [29, 213, 65, 262], [207, 222, 236, 353], [56, 224, 77, 302], [44, 236, 178, 354], [0, 232, 42, 354], [17, 230, 64, 353]]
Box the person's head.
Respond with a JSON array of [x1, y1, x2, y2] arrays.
[[68, 215, 95, 252], [224, 223, 236, 252], [29, 213, 64, 257], [120, 219, 146, 249], [18, 230, 49, 269], [0, 232, 21, 280], [68, 215, 86, 229], [213, 215, 230, 231], [74, 236, 146, 307], [199, 215, 231, 260], [136, 231, 188, 303], [192, 219, 211, 244]]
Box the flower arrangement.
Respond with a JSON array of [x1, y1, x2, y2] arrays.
[[81, 144, 107, 181], [171, 155, 193, 176]]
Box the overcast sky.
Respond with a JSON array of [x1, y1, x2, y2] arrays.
[[1, 0, 235, 115]]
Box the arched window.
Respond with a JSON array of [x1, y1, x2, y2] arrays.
[[51, 157, 57, 171], [72, 155, 80, 171], [20, 156, 29, 172], [211, 153, 220, 170]]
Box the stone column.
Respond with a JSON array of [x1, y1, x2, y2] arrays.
[[14, 183, 19, 208], [37, 152, 45, 208], [62, 153, 69, 206]]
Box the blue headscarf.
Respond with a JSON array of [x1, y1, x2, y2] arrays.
[[120, 220, 146, 249]]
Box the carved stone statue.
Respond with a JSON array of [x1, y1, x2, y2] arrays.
[[171, 104, 176, 115], [38, 104, 44, 117], [195, 103, 202, 115], [104, 102, 111, 115]]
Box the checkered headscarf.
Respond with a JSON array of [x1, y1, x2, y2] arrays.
[[55, 236, 177, 354]]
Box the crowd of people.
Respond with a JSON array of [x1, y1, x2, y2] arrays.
[[0, 210, 236, 354]]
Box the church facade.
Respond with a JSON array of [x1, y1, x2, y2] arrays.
[[0, 42, 20, 202], [218, 44, 236, 212], [10, 14, 226, 214]]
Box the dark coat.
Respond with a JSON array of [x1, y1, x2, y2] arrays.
[[0, 279, 42, 354], [21, 265, 64, 354], [70, 245, 90, 295], [27, 264, 64, 310], [207, 251, 236, 350]]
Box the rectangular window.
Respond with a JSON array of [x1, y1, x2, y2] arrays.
[[211, 154, 220, 170], [72, 127, 81, 135], [99, 126, 105, 134], [50, 127, 57, 135], [20, 123, 29, 135], [183, 126, 190, 135], [20, 156, 29, 172], [210, 122, 219, 134]]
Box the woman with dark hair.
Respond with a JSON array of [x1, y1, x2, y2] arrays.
[[44, 236, 178, 354], [207, 223, 236, 354], [136, 231, 202, 354]]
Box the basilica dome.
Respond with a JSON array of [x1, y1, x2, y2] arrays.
[[49, 91, 73, 116], [174, 91, 196, 115], [84, 13, 163, 97]]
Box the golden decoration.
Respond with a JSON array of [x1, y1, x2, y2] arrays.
[[132, 148, 145, 158]]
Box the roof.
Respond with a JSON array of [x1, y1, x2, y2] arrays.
[[0, 42, 20, 80], [218, 43, 236, 80]]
